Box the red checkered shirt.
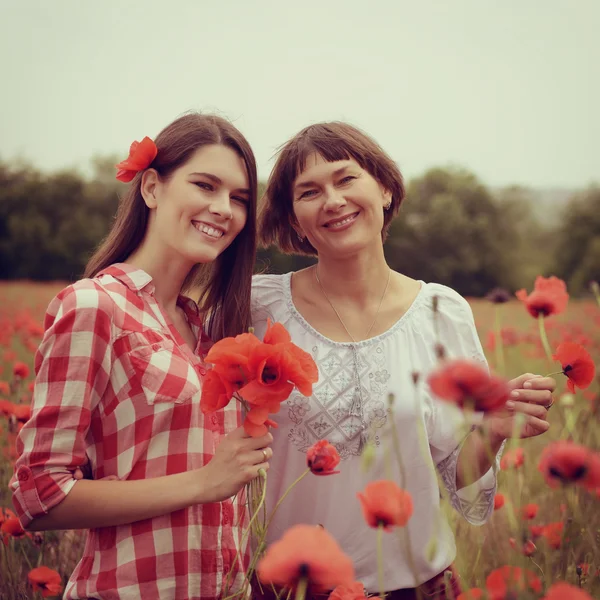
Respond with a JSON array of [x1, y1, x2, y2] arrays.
[[10, 264, 249, 599]]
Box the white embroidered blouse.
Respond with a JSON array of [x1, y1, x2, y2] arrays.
[[250, 273, 499, 592]]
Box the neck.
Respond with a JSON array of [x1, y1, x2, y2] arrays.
[[126, 238, 194, 311], [315, 244, 390, 308]]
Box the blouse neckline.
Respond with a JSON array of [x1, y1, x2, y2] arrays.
[[282, 271, 428, 348]]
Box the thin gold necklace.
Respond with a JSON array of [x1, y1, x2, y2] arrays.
[[314, 266, 392, 343]]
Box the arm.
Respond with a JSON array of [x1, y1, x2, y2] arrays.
[[12, 283, 272, 531], [27, 427, 273, 531]]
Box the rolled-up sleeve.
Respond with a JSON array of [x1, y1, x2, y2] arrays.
[[10, 281, 113, 528]]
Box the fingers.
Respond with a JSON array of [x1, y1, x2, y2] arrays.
[[509, 387, 553, 406], [251, 447, 272, 466], [506, 400, 548, 420], [246, 431, 274, 450], [523, 376, 556, 393], [509, 372, 541, 389], [74, 468, 84, 481], [523, 415, 550, 436]]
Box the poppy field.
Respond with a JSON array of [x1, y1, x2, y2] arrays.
[[0, 279, 599, 599]]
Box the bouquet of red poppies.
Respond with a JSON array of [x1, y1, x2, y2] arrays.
[[200, 320, 318, 436]]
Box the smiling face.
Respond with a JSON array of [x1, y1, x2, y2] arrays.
[[144, 144, 250, 266], [292, 152, 391, 258]]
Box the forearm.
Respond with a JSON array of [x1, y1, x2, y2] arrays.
[[456, 426, 504, 489], [29, 469, 208, 531]]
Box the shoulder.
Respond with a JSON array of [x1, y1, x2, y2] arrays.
[[422, 282, 474, 324], [251, 273, 287, 296], [45, 278, 115, 329]]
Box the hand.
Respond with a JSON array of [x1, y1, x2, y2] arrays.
[[484, 373, 556, 443], [73, 463, 118, 482], [199, 426, 273, 503]]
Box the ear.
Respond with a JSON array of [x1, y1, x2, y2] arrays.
[[291, 216, 307, 241], [382, 188, 392, 208], [140, 169, 160, 209]]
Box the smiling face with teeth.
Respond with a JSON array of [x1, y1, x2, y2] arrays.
[[142, 144, 250, 268], [292, 153, 392, 258]]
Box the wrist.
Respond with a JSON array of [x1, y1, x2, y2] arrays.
[[189, 465, 219, 505], [479, 420, 505, 453]]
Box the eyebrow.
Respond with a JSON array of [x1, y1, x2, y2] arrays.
[[190, 172, 250, 195], [294, 165, 354, 190]]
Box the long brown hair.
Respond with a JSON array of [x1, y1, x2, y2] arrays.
[[85, 113, 258, 341], [259, 121, 405, 255]]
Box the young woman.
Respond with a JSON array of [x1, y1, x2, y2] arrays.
[[251, 122, 555, 599], [11, 113, 272, 600]]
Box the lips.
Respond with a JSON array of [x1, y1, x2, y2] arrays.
[[322, 212, 359, 228]]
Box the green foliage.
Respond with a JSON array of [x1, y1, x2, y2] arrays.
[[553, 185, 600, 294], [0, 158, 594, 296]]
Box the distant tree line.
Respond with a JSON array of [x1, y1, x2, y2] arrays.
[[1, 157, 598, 296]]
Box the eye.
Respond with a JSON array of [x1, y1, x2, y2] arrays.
[[298, 189, 318, 200], [339, 175, 356, 185], [195, 182, 213, 191], [231, 195, 248, 205]]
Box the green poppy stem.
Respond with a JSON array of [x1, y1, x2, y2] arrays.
[[295, 576, 308, 600], [537, 314, 554, 363], [377, 523, 385, 599], [494, 305, 505, 375]]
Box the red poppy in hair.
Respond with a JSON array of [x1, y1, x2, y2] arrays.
[[115, 137, 158, 182]]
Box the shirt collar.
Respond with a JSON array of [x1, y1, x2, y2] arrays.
[[97, 263, 154, 293]]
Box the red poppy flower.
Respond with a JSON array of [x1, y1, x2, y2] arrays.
[[510, 537, 536, 556], [516, 276, 569, 318], [543, 582, 593, 600], [200, 370, 234, 414], [528, 524, 545, 539], [13, 361, 30, 379], [485, 566, 542, 600], [257, 524, 354, 593], [457, 589, 484, 600], [243, 406, 278, 437], [0, 381, 9, 395], [1, 516, 25, 538], [357, 480, 413, 531], [538, 441, 600, 491], [240, 342, 317, 404], [329, 581, 376, 600], [0, 399, 14, 417], [521, 503, 539, 520], [427, 359, 511, 412], [552, 342, 596, 393], [28, 566, 64, 598], [115, 137, 158, 182], [500, 447, 524, 470], [205, 333, 262, 389], [263, 319, 292, 345], [306, 440, 341, 476], [493, 493, 505, 510], [542, 521, 564, 549], [12, 403, 31, 424]]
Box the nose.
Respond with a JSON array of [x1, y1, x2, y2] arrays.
[[208, 191, 233, 220], [322, 185, 347, 211]]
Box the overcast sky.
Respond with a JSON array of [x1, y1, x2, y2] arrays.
[[1, 0, 598, 187]]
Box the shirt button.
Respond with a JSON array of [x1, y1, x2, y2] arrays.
[[18, 470, 29, 482], [222, 513, 230, 525], [199, 368, 207, 376], [211, 416, 218, 426]]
